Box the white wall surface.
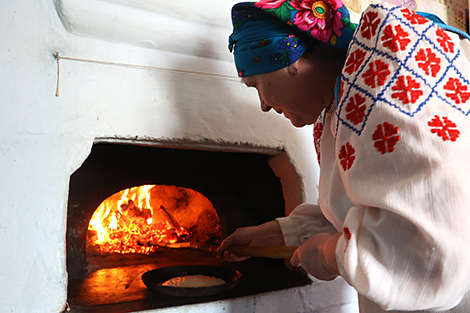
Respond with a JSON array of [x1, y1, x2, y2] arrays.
[[0, 1, 357, 312]]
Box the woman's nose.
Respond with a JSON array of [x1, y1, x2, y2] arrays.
[[260, 100, 272, 112]]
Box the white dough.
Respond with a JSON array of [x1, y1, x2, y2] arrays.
[[162, 274, 226, 287]]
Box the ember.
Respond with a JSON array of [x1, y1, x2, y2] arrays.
[[87, 185, 222, 254]]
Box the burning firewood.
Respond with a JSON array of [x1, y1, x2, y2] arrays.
[[120, 200, 152, 220], [87, 185, 222, 255], [158, 205, 181, 230]]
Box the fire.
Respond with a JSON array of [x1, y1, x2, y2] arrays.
[[87, 185, 191, 254]]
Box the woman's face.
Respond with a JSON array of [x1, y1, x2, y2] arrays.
[[242, 57, 334, 127]]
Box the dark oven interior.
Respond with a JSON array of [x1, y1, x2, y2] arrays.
[[66, 143, 311, 313]]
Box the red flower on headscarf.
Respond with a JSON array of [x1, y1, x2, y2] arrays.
[[254, 0, 288, 9], [290, 0, 344, 43]]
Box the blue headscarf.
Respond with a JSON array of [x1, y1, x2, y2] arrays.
[[229, 16, 312, 77], [228, 1, 357, 77]]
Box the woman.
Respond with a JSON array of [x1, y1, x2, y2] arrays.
[[219, 0, 470, 312]]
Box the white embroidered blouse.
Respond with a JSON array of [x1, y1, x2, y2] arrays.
[[277, 3, 470, 312]]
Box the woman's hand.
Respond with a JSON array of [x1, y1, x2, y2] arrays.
[[290, 232, 341, 281], [217, 220, 285, 262]]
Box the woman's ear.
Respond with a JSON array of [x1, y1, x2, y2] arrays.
[[287, 60, 299, 75]]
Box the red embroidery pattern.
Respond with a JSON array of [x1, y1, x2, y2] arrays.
[[362, 59, 391, 88], [336, 5, 468, 145], [314, 122, 323, 141], [436, 28, 455, 53], [381, 24, 411, 52], [428, 115, 460, 141], [314, 122, 323, 165], [415, 48, 441, 77], [339, 142, 356, 171], [443, 78, 470, 104], [343, 227, 352, 252], [339, 80, 345, 103], [391, 75, 423, 105], [345, 49, 367, 75], [346, 93, 366, 125], [372, 122, 400, 154], [361, 11, 381, 40], [401, 8, 429, 25]]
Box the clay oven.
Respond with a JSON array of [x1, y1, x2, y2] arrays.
[[0, 0, 359, 312]]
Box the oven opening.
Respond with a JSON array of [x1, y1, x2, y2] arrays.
[[67, 142, 311, 312]]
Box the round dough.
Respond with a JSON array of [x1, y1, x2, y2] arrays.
[[162, 274, 226, 287]]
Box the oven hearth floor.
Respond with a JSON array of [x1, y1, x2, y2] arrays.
[[68, 249, 311, 313]]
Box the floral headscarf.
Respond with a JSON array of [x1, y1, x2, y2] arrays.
[[229, 0, 357, 77]]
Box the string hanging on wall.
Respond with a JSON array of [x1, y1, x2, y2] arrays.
[[53, 51, 239, 97]]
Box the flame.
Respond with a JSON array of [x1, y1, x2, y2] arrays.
[[87, 185, 190, 254]]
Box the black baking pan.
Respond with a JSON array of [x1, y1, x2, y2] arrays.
[[142, 265, 242, 297]]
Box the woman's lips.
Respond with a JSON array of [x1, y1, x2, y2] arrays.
[[261, 101, 284, 115]]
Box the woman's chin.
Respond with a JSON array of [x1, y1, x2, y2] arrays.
[[283, 113, 309, 128], [289, 118, 307, 128]]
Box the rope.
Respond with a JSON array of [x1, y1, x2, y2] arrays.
[[53, 51, 239, 97]]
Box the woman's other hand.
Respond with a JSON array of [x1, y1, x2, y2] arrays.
[[290, 232, 341, 281], [217, 220, 285, 262]]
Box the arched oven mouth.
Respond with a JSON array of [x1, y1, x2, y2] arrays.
[[66, 142, 311, 312]]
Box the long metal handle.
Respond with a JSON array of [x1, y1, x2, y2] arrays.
[[227, 245, 298, 259], [149, 241, 298, 259]]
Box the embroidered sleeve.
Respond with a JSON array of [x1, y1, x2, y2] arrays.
[[333, 3, 470, 311], [276, 203, 337, 246]]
